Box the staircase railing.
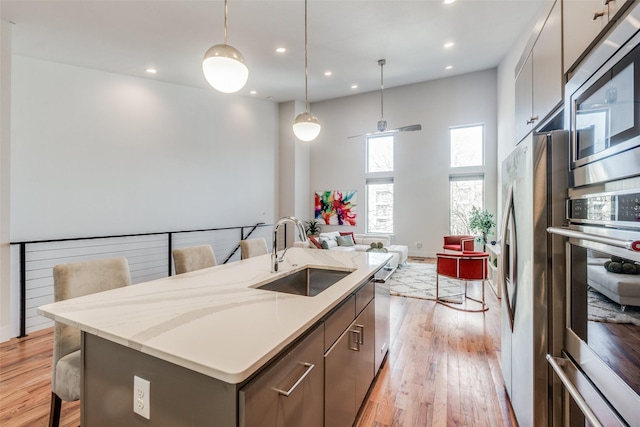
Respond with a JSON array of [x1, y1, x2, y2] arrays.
[[10, 222, 271, 338]]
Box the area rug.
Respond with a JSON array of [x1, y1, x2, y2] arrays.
[[588, 289, 640, 326], [389, 262, 465, 303]]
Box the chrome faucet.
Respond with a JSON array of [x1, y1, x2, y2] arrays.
[[272, 216, 308, 273]]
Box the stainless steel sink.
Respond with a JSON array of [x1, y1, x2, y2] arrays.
[[257, 268, 351, 297]]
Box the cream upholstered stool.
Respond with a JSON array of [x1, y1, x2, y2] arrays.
[[240, 238, 269, 259], [49, 256, 131, 427], [172, 244, 217, 274]]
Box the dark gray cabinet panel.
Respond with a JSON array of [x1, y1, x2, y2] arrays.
[[239, 325, 324, 427], [354, 301, 375, 409], [324, 299, 376, 427]]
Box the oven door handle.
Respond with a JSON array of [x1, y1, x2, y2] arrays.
[[547, 226, 640, 252], [546, 355, 604, 427]]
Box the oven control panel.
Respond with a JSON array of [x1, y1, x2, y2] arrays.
[[568, 190, 640, 227]]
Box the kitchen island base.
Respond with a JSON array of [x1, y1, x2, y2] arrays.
[[83, 333, 239, 426]]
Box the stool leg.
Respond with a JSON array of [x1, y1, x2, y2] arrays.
[[48, 392, 62, 427]]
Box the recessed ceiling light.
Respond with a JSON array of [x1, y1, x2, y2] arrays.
[[446, 65, 453, 70], [250, 90, 257, 95], [443, 0, 456, 4], [145, 68, 157, 74], [351, 84, 358, 89], [324, 71, 332, 76], [444, 42, 454, 48], [275, 47, 286, 53]]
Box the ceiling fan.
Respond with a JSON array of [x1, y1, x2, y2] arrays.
[[348, 59, 422, 138]]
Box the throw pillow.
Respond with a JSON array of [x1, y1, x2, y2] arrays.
[[339, 231, 357, 245], [319, 238, 338, 249], [337, 235, 355, 247], [308, 236, 323, 249]]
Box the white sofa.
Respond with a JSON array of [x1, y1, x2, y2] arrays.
[[294, 231, 408, 269], [587, 252, 640, 310]]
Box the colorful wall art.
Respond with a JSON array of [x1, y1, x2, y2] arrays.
[[315, 191, 357, 226]]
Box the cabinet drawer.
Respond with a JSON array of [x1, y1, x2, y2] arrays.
[[323, 295, 355, 352], [239, 325, 324, 427], [355, 281, 374, 315]]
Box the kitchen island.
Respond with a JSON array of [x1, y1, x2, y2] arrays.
[[38, 248, 391, 426]]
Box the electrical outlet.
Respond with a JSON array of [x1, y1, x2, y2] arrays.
[[133, 375, 150, 419], [415, 242, 423, 248]]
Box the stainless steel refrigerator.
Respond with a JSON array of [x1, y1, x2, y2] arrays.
[[500, 130, 568, 427]]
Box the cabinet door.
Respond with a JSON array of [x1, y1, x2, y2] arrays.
[[239, 325, 324, 427], [532, 0, 563, 125], [324, 326, 358, 427], [563, 0, 608, 73], [355, 300, 376, 409], [515, 52, 533, 143]]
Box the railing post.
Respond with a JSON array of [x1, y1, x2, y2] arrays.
[[168, 232, 173, 276], [19, 243, 27, 338]]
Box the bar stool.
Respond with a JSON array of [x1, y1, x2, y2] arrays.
[[48, 257, 131, 427], [240, 238, 269, 259], [172, 244, 217, 274]]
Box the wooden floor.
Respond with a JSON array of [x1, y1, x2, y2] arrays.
[[0, 260, 515, 427]]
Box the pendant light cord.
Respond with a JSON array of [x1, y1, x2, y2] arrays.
[[380, 59, 385, 119], [224, 0, 228, 45], [304, 0, 309, 113]]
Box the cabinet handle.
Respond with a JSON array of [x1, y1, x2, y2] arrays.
[[355, 324, 365, 345], [593, 10, 606, 20], [272, 362, 315, 397], [526, 115, 539, 125], [349, 329, 361, 351]]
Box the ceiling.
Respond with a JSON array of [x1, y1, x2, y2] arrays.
[[1, 0, 546, 103]]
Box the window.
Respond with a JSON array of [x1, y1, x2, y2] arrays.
[[366, 135, 394, 233], [450, 124, 484, 167], [367, 135, 393, 173], [449, 124, 485, 234], [450, 175, 484, 235], [366, 179, 393, 234]]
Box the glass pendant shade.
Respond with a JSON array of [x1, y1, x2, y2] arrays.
[[202, 44, 248, 93], [293, 111, 321, 141]]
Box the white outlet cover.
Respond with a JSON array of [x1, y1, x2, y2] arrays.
[[133, 375, 150, 419]]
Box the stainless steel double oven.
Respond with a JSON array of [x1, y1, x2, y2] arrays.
[[547, 4, 640, 426]]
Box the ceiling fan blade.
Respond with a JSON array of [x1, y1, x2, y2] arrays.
[[393, 124, 422, 132], [347, 131, 378, 139]]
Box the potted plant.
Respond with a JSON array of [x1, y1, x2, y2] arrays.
[[468, 207, 496, 248], [304, 219, 322, 236]]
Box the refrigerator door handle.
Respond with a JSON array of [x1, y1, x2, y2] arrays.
[[546, 355, 605, 427], [500, 184, 516, 331]]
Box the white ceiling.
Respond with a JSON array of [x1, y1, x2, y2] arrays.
[[1, 0, 545, 103]]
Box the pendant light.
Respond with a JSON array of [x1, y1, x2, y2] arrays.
[[202, 0, 248, 93], [292, 0, 321, 142]]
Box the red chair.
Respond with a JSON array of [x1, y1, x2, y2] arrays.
[[436, 251, 489, 312], [443, 235, 475, 252]]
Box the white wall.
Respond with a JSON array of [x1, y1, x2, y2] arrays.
[[308, 69, 498, 258], [10, 56, 279, 241], [1, 21, 13, 340], [3, 56, 280, 340]]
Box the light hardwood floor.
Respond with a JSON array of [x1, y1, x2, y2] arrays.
[[0, 260, 515, 427]]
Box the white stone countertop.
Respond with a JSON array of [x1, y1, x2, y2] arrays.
[[38, 248, 390, 384]]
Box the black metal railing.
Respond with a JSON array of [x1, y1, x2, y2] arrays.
[[10, 222, 271, 338]]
